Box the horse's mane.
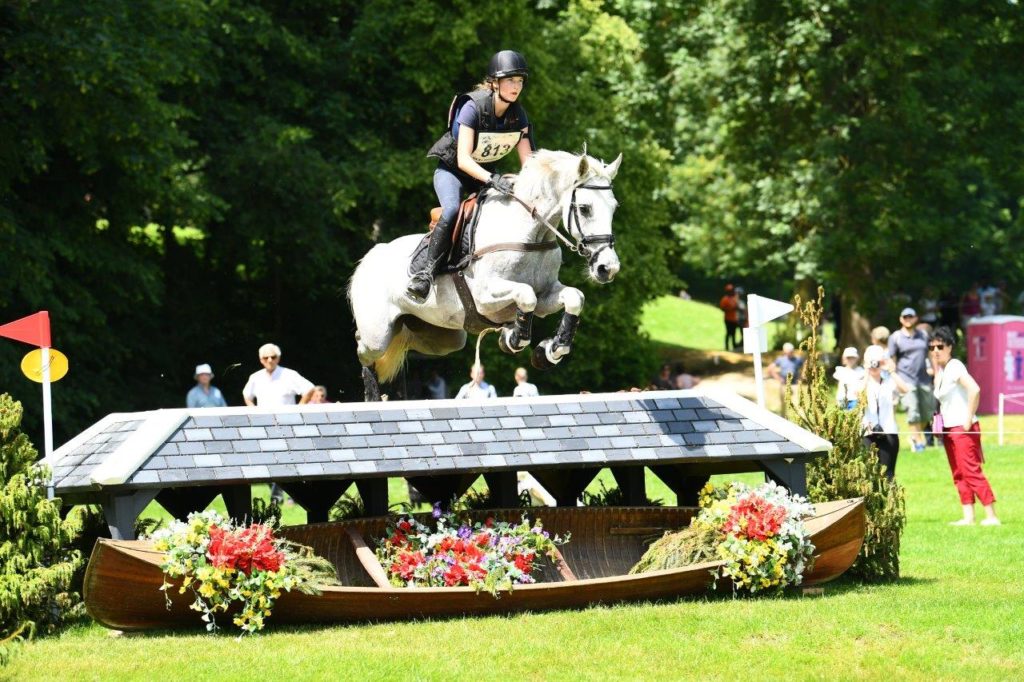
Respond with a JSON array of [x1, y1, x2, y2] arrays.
[[514, 149, 607, 208]]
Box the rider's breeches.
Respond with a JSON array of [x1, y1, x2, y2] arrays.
[[433, 166, 464, 228]]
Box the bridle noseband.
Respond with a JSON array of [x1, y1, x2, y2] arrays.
[[567, 182, 616, 265]]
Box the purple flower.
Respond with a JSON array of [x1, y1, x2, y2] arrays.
[[457, 525, 472, 539], [432, 502, 442, 519]]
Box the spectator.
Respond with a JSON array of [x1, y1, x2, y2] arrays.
[[242, 343, 316, 406], [939, 290, 961, 330], [833, 347, 865, 409], [978, 281, 1001, 317], [960, 283, 981, 328], [862, 345, 911, 481], [512, 367, 539, 397], [309, 385, 329, 404], [652, 363, 674, 390], [735, 286, 747, 347], [718, 284, 740, 351], [870, 326, 891, 354], [930, 327, 1000, 526], [887, 308, 934, 452], [186, 363, 228, 408], [673, 362, 701, 389], [425, 369, 447, 399], [767, 342, 804, 418], [455, 363, 497, 399]]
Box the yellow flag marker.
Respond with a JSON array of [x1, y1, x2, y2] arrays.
[[21, 348, 69, 383]]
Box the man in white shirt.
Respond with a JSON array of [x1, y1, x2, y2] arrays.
[[242, 343, 316, 406], [455, 363, 497, 400], [512, 367, 539, 397]]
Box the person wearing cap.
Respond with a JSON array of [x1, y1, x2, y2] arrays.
[[242, 343, 316, 407], [833, 347, 865, 409], [768, 342, 804, 418], [408, 50, 535, 302], [888, 307, 935, 451], [718, 284, 740, 351], [862, 345, 912, 480], [186, 363, 228, 408]]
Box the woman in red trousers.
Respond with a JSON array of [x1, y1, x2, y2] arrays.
[[930, 327, 1000, 526]]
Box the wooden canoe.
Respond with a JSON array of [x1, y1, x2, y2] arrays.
[[84, 498, 864, 630]]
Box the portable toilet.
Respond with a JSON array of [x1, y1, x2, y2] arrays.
[[966, 316, 1024, 414]]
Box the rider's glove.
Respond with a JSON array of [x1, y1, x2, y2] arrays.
[[488, 173, 515, 195]]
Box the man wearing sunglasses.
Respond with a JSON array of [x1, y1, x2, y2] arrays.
[[242, 343, 316, 407], [887, 307, 935, 452]]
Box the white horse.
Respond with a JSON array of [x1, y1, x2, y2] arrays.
[[348, 148, 622, 399]]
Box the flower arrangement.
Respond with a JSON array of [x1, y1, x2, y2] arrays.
[[375, 505, 569, 596], [149, 510, 336, 634], [631, 481, 815, 593]]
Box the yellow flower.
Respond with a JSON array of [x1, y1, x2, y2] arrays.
[[198, 582, 217, 599]]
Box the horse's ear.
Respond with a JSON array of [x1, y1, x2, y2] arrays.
[[606, 153, 623, 180], [577, 154, 590, 179]]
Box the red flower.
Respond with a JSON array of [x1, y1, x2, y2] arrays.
[[206, 523, 285, 575], [513, 553, 533, 574], [444, 564, 468, 586], [724, 496, 787, 541]]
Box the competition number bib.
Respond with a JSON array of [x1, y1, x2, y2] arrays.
[[471, 130, 523, 163]]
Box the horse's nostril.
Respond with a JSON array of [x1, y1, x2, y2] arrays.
[[597, 265, 608, 275]]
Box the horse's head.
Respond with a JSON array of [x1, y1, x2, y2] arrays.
[[562, 152, 622, 284]]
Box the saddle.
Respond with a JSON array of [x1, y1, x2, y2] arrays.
[[408, 193, 487, 276]]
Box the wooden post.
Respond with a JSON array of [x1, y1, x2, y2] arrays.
[[609, 466, 646, 505], [483, 471, 519, 507], [355, 478, 389, 516]]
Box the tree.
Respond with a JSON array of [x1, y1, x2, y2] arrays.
[[0, 394, 83, 662], [626, 0, 1024, 343]]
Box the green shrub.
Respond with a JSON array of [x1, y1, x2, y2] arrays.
[[581, 480, 664, 507], [0, 394, 84, 664], [789, 291, 906, 582]]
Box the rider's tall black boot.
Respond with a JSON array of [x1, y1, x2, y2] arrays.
[[406, 216, 452, 302]]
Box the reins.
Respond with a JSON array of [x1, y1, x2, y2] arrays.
[[471, 179, 615, 264]]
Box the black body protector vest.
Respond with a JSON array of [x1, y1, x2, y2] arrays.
[[427, 90, 535, 171]]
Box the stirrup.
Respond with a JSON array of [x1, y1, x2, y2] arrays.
[[406, 271, 434, 302]]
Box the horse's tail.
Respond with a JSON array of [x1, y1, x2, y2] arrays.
[[375, 323, 411, 384]]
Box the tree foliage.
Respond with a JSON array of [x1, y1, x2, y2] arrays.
[[1, 1, 677, 437], [625, 0, 1024, 321], [0, 395, 83, 663], [791, 290, 905, 582]]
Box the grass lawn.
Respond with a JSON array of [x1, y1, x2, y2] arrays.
[[641, 294, 836, 354], [5, 444, 1022, 680]]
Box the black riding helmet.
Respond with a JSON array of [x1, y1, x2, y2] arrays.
[[488, 50, 528, 80]]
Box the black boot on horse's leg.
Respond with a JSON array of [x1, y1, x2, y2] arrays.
[[532, 313, 580, 370], [406, 216, 453, 302], [499, 308, 534, 354]]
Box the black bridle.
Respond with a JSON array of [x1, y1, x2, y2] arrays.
[[567, 183, 616, 265]]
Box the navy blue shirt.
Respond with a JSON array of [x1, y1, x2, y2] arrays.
[[452, 100, 529, 139]]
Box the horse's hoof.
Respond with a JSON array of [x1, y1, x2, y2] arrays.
[[499, 331, 513, 355], [531, 341, 559, 370], [499, 327, 528, 355]]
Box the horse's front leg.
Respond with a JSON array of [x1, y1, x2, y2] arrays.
[[475, 276, 537, 354], [532, 282, 585, 369]]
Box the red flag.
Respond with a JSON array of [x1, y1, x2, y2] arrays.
[[0, 311, 51, 347]]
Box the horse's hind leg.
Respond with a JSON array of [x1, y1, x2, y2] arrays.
[[532, 282, 585, 369], [362, 366, 382, 402]]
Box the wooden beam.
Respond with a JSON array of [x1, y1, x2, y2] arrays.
[[649, 465, 710, 506], [483, 471, 519, 507], [279, 480, 352, 523], [760, 457, 808, 496], [405, 474, 477, 508], [155, 486, 220, 520], [355, 478, 389, 516], [528, 468, 599, 507], [219, 485, 253, 523], [102, 489, 160, 540], [610, 466, 647, 505]]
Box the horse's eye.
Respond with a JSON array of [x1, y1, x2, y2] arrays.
[[580, 205, 593, 218]]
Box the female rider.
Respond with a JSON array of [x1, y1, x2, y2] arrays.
[[406, 50, 535, 302]]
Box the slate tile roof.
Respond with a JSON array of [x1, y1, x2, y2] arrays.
[[47, 390, 830, 495]]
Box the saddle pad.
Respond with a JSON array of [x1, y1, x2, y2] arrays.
[[407, 192, 488, 276]]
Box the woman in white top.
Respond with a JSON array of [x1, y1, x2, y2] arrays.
[[861, 346, 911, 480], [930, 327, 1000, 526]]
